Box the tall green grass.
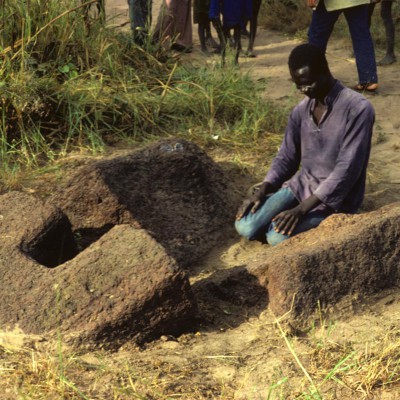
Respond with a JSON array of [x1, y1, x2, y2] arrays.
[[0, 0, 289, 191]]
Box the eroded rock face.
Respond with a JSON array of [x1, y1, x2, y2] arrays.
[[48, 225, 197, 347], [0, 191, 77, 267], [0, 138, 239, 347], [50, 138, 238, 267], [0, 193, 196, 348], [249, 203, 400, 327]]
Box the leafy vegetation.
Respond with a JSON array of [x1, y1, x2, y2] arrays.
[[0, 0, 289, 191], [259, 0, 311, 36]]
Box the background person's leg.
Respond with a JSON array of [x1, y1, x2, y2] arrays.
[[211, 18, 227, 63], [128, 0, 152, 44], [308, 2, 340, 52], [205, 19, 219, 49], [232, 24, 242, 64], [368, 1, 376, 27], [378, 0, 396, 65], [247, 0, 261, 56], [198, 20, 208, 52], [345, 4, 378, 85], [235, 187, 298, 241]]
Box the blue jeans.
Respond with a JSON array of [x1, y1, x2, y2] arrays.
[[235, 187, 331, 246], [308, 1, 378, 85]]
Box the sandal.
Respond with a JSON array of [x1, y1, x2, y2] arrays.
[[353, 83, 379, 92]]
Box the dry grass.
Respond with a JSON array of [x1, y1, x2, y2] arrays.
[[0, 338, 236, 399], [1, 319, 400, 400]]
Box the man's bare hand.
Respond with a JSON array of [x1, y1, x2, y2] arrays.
[[272, 206, 305, 236], [236, 182, 274, 220], [235, 192, 265, 220]]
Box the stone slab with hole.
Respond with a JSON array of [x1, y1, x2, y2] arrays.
[[49, 138, 239, 268], [0, 191, 197, 348]]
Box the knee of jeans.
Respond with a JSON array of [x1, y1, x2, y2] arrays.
[[266, 226, 289, 246], [235, 219, 259, 240]]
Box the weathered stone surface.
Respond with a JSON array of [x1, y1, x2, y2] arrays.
[[49, 138, 239, 267], [248, 203, 400, 326], [0, 191, 77, 267], [0, 192, 197, 347], [51, 225, 197, 346]]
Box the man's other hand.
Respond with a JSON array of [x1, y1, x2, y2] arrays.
[[272, 206, 305, 236], [235, 182, 274, 220], [235, 191, 265, 221]]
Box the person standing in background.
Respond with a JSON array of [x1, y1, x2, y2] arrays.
[[153, 0, 193, 52], [307, 0, 379, 92], [128, 0, 152, 45], [193, 0, 219, 53], [209, 0, 253, 64]]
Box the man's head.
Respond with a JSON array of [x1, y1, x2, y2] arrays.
[[288, 43, 334, 99]]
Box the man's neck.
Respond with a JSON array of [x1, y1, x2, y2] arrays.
[[316, 77, 336, 104]]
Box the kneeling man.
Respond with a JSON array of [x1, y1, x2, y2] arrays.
[[235, 43, 375, 245]]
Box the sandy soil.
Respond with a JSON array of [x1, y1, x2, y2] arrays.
[[2, 3, 399, 399]]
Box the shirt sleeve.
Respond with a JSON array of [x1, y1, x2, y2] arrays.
[[313, 100, 374, 211], [264, 107, 302, 188]]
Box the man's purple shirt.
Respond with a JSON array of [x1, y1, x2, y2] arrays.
[[264, 80, 375, 213]]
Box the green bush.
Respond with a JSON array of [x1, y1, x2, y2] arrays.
[[0, 0, 289, 185]]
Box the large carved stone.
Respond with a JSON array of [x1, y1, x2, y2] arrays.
[[0, 138, 239, 346], [50, 138, 238, 267], [249, 203, 400, 327], [0, 192, 197, 347]]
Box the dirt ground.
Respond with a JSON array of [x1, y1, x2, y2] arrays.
[[1, 2, 400, 399], [100, 3, 400, 398]]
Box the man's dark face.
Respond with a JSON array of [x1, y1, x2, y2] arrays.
[[290, 66, 321, 99]]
